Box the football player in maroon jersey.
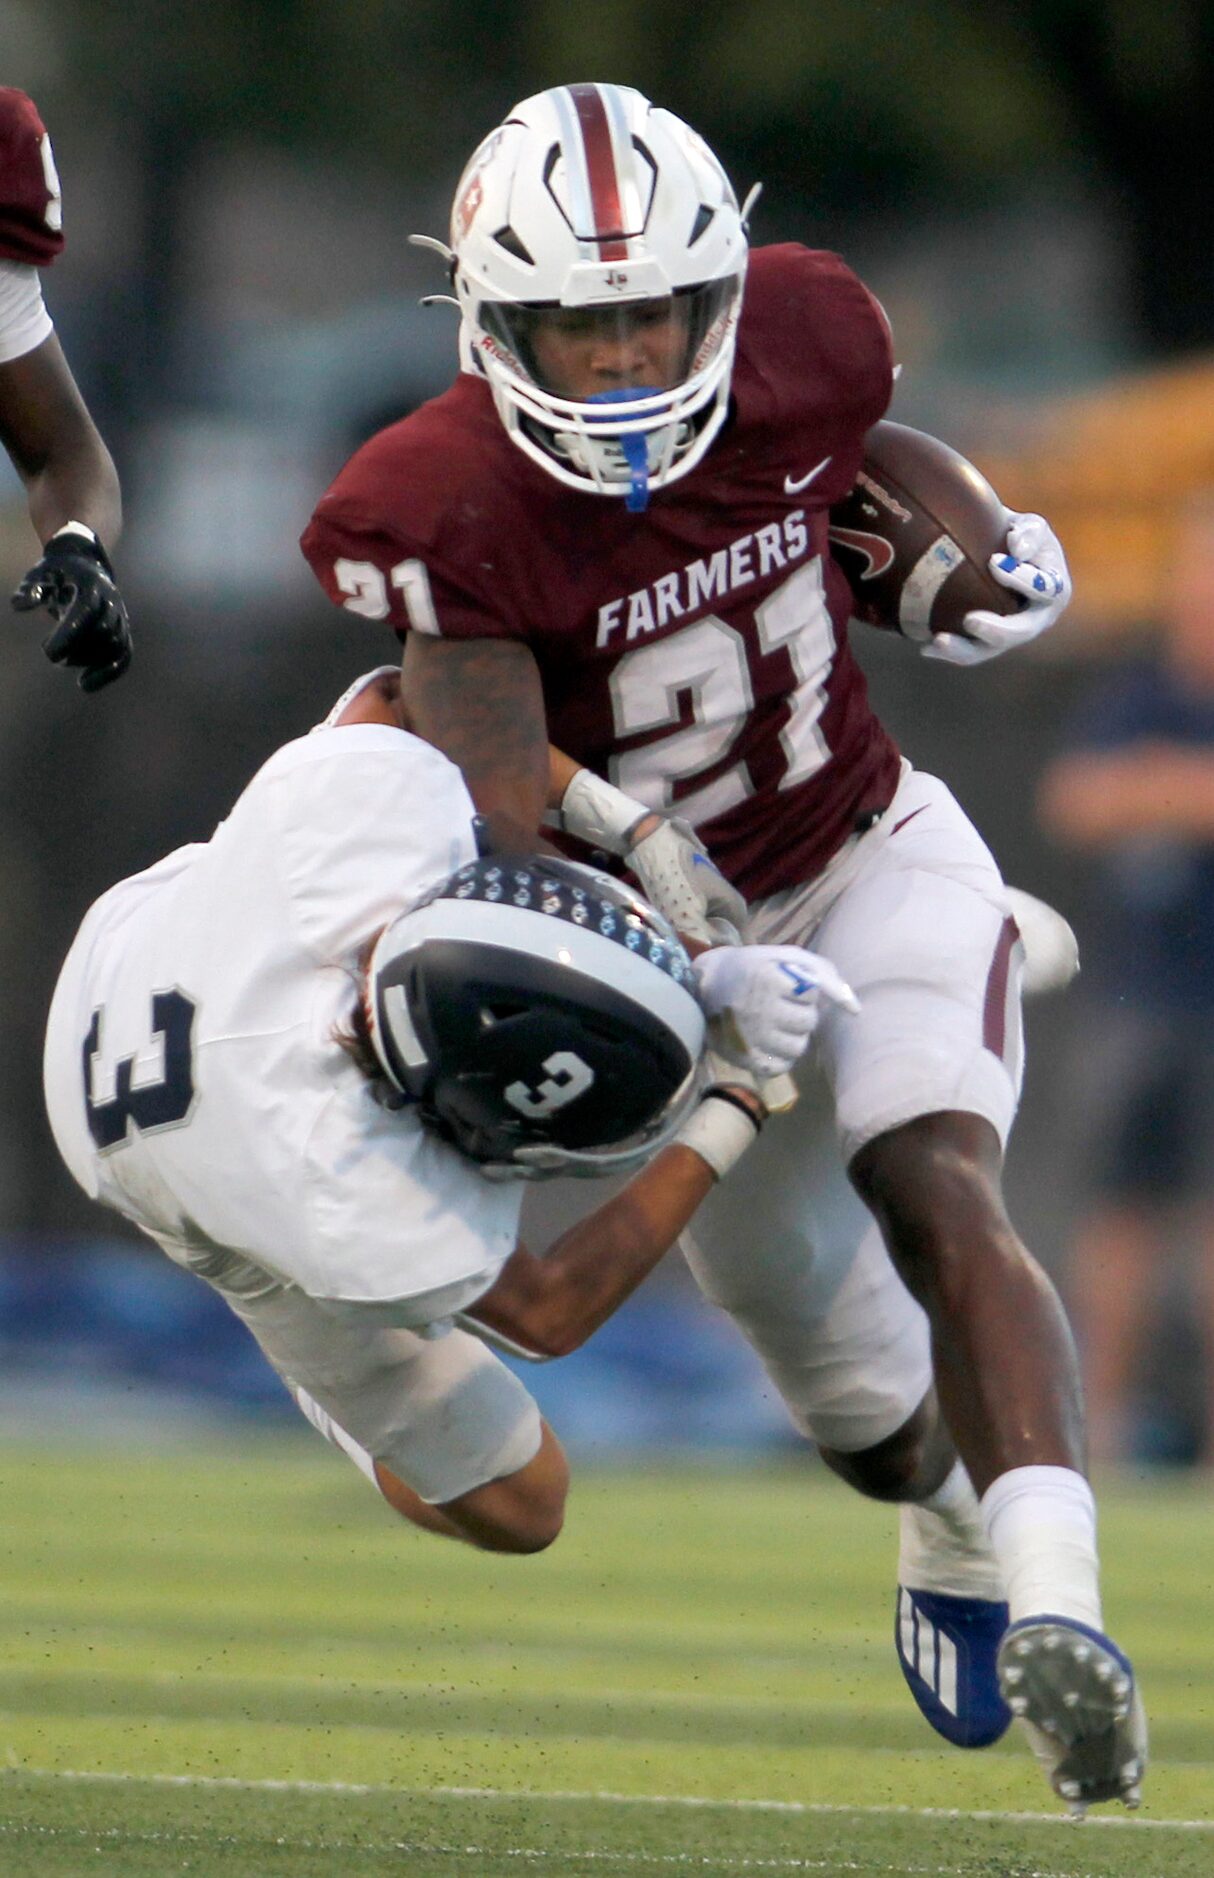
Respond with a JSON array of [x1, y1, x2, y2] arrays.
[[302, 83, 1142, 1812], [0, 87, 131, 690]]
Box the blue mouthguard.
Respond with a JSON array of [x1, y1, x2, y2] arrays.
[[585, 387, 662, 512]]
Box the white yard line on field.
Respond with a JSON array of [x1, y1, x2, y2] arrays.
[[4, 1768, 1212, 1835], [0, 1822, 1144, 1875]]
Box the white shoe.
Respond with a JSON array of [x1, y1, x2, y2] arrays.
[[997, 1616, 1147, 1814]]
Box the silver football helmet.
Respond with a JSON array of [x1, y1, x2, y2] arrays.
[[367, 855, 705, 1178], [446, 82, 748, 509]]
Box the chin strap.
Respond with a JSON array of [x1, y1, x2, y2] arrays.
[[585, 387, 661, 512], [620, 432, 651, 512]]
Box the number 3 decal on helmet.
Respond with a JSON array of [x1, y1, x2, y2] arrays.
[[431, 83, 751, 511], [505, 1050, 595, 1118]]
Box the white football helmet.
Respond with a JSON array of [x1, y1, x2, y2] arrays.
[[446, 82, 749, 508]]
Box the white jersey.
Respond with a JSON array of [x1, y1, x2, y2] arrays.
[[44, 722, 524, 1325]]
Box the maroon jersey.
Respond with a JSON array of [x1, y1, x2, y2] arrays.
[[0, 90, 64, 266], [303, 244, 901, 901]]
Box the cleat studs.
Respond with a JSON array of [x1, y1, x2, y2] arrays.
[[1124, 1787, 1142, 1808], [1059, 1779, 1081, 1799], [1113, 1675, 1131, 1697], [1063, 1690, 1081, 1708], [1044, 1632, 1062, 1652], [1121, 1760, 1140, 1781], [1010, 1695, 1028, 1715], [1004, 1666, 1024, 1686], [1072, 1643, 1091, 1664], [1095, 1660, 1114, 1681]]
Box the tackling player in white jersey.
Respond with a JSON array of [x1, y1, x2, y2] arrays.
[[43, 668, 851, 1551]]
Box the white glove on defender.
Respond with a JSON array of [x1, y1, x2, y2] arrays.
[[627, 816, 749, 944], [693, 944, 860, 1079], [559, 767, 747, 943], [923, 512, 1072, 667]]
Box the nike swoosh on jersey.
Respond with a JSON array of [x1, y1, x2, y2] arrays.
[[783, 457, 832, 494]]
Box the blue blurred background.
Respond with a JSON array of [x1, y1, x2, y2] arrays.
[[3, 0, 1213, 1465]]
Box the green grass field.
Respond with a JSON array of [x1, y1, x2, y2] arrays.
[[1, 1441, 1210, 1875]]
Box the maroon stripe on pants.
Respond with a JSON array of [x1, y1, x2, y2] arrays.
[[568, 83, 629, 260], [982, 916, 1019, 1061]]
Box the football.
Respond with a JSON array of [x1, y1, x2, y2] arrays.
[[828, 421, 1017, 642]]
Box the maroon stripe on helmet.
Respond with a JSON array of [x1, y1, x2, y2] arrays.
[[568, 83, 629, 261], [982, 915, 1019, 1061]]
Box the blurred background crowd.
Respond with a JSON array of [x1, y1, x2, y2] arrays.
[[3, 0, 1214, 1465]]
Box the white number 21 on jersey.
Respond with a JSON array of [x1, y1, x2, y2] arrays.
[[608, 559, 836, 824]]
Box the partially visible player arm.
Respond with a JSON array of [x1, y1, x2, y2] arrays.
[[550, 751, 749, 941], [3, 333, 132, 692], [461, 1075, 765, 1361], [0, 331, 121, 544], [402, 630, 550, 850], [551, 754, 844, 1102], [0, 85, 133, 690]]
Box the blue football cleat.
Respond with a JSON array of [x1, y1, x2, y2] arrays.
[[896, 1586, 1012, 1747], [997, 1616, 1147, 1814]]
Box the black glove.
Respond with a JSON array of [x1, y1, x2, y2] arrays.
[[12, 523, 133, 692]]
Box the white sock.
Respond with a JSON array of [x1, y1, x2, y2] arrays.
[[980, 1465, 1102, 1629], [899, 1460, 1002, 1600], [922, 1459, 982, 1525]]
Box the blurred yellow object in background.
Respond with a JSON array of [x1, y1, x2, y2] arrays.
[[980, 356, 1214, 644]]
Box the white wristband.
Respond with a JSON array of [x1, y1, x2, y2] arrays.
[[50, 520, 100, 548], [559, 767, 649, 855], [674, 1092, 760, 1180]]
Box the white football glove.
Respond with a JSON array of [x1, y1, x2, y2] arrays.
[[693, 944, 860, 1080], [558, 767, 748, 942], [626, 816, 749, 944], [922, 512, 1072, 667]]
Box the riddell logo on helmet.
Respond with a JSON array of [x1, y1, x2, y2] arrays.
[[692, 304, 735, 375], [478, 331, 518, 372]]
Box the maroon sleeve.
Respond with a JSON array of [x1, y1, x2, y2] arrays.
[[302, 502, 525, 644], [302, 395, 535, 644], [739, 246, 894, 487], [0, 90, 64, 266]]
